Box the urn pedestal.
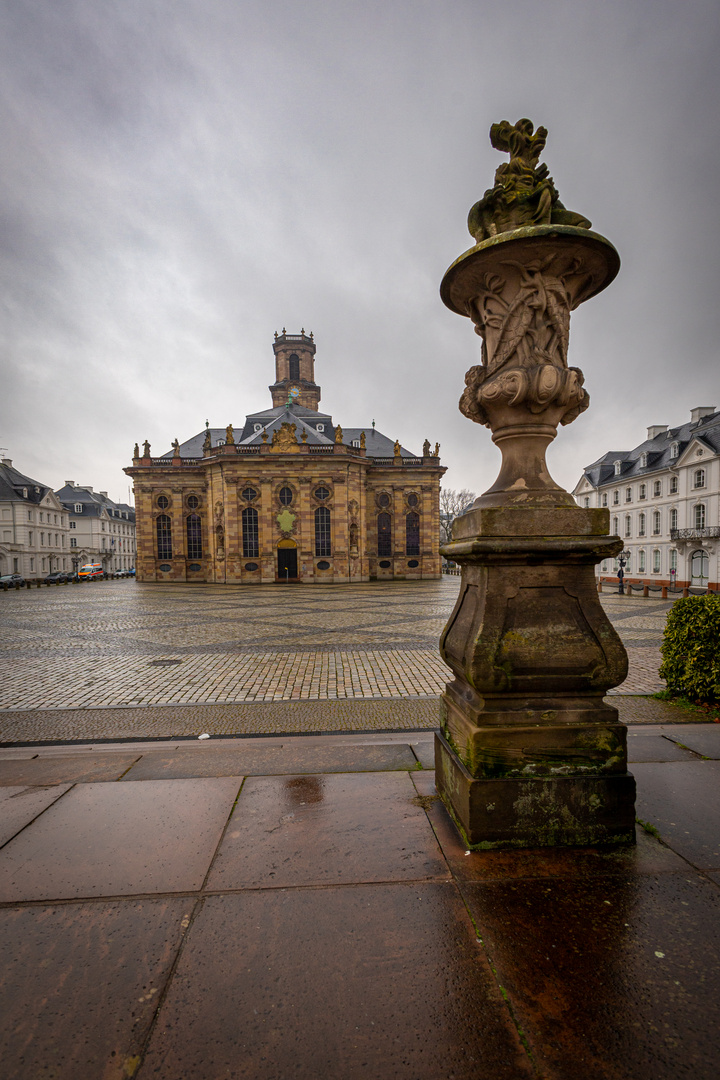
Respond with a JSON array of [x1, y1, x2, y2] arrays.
[[436, 506, 636, 847]]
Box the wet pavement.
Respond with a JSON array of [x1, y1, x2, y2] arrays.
[[1, 579, 706, 744], [1, 724, 719, 1079]]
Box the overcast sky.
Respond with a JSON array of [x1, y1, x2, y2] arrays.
[[1, 0, 718, 504]]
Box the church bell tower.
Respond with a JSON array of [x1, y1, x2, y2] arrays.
[[270, 329, 321, 410]]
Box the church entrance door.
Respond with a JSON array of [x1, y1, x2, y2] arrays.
[[277, 543, 298, 581]]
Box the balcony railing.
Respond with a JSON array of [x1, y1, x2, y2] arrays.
[[671, 527, 720, 540]]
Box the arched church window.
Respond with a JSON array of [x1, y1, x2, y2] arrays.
[[156, 515, 172, 560], [242, 507, 259, 558], [186, 514, 202, 559], [279, 487, 293, 506], [377, 512, 392, 557], [289, 354, 300, 381], [315, 507, 331, 557], [406, 512, 420, 556]]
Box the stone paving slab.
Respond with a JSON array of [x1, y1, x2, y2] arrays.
[[460, 873, 720, 1080], [0, 784, 72, 846], [0, 899, 191, 1080], [122, 741, 419, 780], [634, 760, 720, 869], [660, 728, 720, 758], [0, 777, 241, 902], [0, 752, 142, 786], [140, 885, 533, 1080], [207, 772, 449, 890]]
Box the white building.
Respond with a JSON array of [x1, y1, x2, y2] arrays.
[[0, 457, 71, 579], [55, 483, 136, 573], [573, 406, 719, 591]]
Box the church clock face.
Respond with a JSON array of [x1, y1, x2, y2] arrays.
[[289, 386, 300, 400]]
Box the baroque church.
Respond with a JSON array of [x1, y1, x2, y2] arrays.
[[125, 332, 445, 584]]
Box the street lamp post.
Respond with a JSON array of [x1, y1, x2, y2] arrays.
[[617, 551, 629, 594]]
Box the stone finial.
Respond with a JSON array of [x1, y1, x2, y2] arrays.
[[261, 430, 269, 443], [335, 425, 343, 445], [467, 119, 591, 243], [423, 438, 431, 457], [360, 431, 366, 449], [301, 428, 308, 443], [133, 443, 139, 459], [142, 440, 151, 458], [434, 442, 440, 457], [225, 424, 235, 445]]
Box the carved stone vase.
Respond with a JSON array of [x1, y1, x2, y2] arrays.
[[437, 224, 636, 847]]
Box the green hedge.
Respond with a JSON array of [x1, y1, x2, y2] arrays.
[[659, 594, 720, 703]]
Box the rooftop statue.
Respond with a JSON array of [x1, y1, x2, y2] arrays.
[[468, 118, 591, 243]]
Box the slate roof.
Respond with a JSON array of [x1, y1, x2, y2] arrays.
[[55, 485, 135, 522], [0, 462, 52, 505], [161, 404, 417, 459], [579, 410, 720, 489]]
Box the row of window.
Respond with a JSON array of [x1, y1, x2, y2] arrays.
[[26, 510, 65, 524], [155, 511, 423, 560], [611, 504, 707, 537], [594, 470, 705, 508], [27, 532, 65, 548], [603, 549, 679, 575], [156, 488, 421, 511]]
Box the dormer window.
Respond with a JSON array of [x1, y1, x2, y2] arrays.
[[639, 452, 648, 468], [22, 487, 28, 498], [75, 504, 82, 513], [614, 460, 621, 476], [670, 442, 679, 459], [316, 424, 325, 432], [351, 439, 361, 448]]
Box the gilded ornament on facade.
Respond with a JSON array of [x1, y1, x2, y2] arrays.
[[271, 423, 299, 452]]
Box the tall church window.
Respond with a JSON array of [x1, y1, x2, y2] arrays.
[[156, 515, 172, 559], [186, 515, 202, 559], [289, 354, 300, 381], [406, 512, 420, 556], [315, 507, 331, 556], [377, 512, 392, 556], [242, 507, 259, 558]]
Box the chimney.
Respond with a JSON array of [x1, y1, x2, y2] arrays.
[[65, 481, 75, 487], [646, 425, 668, 440], [100, 491, 108, 498], [690, 406, 716, 423], [1, 458, 12, 467], [85, 486, 93, 492]]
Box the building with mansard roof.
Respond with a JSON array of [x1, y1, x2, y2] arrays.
[[125, 331, 445, 584], [573, 406, 720, 590], [54, 483, 136, 574], [0, 456, 70, 579]]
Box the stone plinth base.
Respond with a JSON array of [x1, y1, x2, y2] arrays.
[[435, 730, 636, 849]]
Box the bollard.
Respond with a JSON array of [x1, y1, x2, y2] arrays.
[[683, 587, 690, 598], [597, 581, 602, 592], [36, 580, 42, 587], [26, 581, 31, 589], [15, 582, 21, 590], [661, 586, 668, 599], [625, 582, 632, 596], [2, 582, 6, 591], [643, 585, 649, 598]]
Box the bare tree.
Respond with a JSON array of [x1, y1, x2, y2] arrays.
[[439, 487, 476, 545]]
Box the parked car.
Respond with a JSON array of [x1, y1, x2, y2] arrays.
[[128, 568, 136, 576], [44, 572, 69, 584], [0, 574, 26, 587]]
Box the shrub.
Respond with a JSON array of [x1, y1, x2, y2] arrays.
[[659, 594, 720, 703]]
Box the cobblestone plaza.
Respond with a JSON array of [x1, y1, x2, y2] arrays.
[[0, 578, 672, 741]]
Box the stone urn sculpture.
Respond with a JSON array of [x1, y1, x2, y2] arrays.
[[436, 119, 635, 847]]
